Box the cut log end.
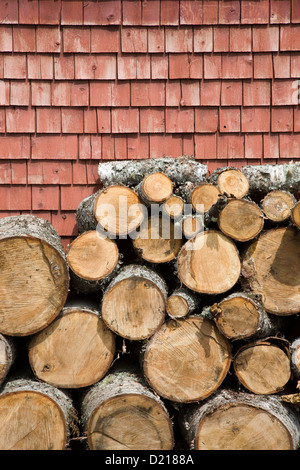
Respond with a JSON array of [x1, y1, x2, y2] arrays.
[[233, 342, 291, 395], [241, 227, 300, 315], [262, 190, 296, 222], [292, 201, 300, 229], [0, 236, 69, 336], [167, 295, 189, 319], [217, 169, 249, 199], [190, 183, 221, 213], [143, 316, 231, 403], [141, 172, 173, 203], [162, 195, 185, 219], [67, 231, 119, 281], [29, 307, 116, 389], [177, 230, 241, 295], [94, 186, 145, 237], [218, 199, 264, 242], [87, 393, 173, 451], [181, 215, 203, 239]]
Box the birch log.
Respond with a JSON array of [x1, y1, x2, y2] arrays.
[[241, 162, 300, 194], [0, 334, 17, 386], [261, 190, 296, 223], [0, 378, 78, 450], [217, 199, 264, 242], [80, 364, 174, 450], [0, 215, 69, 336], [208, 167, 250, 198], [292, 201, 300, 229], [179, 389, 300, 450]]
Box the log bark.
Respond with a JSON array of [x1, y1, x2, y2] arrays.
[[241, 162, 300, 194], [210, 293, 280, 341], [291, 201, 300, 229], [98, 156, 208, 187], [261, 190, 296, 223], [217, 198, 264, 242], [0, 334, 17, 386], [76, 186, 146, 237], [80, 363, 174, 450], [28, 301, 116, 389], [179, 389, 300, 450], [167, 287, 201, 319], [66, 230, 123, 294], [241, 227, 300, 315], [133, 215, 183, 264], [208, 167, 250, 199], [143, 315, 231, 403], [0, 377, 78, 450], [176, 230, 241, 295], [101, 264, 168, 341], [0, 215, 69, 336], [233, 338, 291, 395]]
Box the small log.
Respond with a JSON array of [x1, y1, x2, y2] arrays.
[[162, 194, 185, 220], [290, 338, 300, 381], [179, 389, 300, 450], [133, 215, 182, 264], [80, 363, 174, 450], [241, 162, 300, 194], [210, 293, 280, 341], [261, 190, 296, 223], [190, 183, 221, 214], [136, 172, 173, 205], [291, 201, 300, 229], [177, 230, 241, 295], [167, 287, 201, 319], [76, 186, 146, 237], [241, 227, 300, 315], [143, 315, 231, 403], [208, 167, 250, 199], [233, 338, 291, 395], [28, 301, 116, 389], [66, 230, 122, 294], [0, 377, 78, 450], [101, 264, 168, 340], [98, 156, 208, 187], [181, 214, 204, 239], [0, 215, 69, 336], [0, 334, 17, 386], [217, 199, 264, 242]]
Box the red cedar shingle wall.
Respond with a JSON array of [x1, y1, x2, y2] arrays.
[[1, 0, 300, 248]]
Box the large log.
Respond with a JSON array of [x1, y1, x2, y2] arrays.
[[241, 162, 300, 194], [291, 201, 300, 229], [28, 300, 116, 389], [217, 199, 264, 242], [210, 293, 280, 341], [0, 334, 17, 386], [0, 215, 69, 336], [101, 264, 168, 340], [241, 227, 300, 315], [143, 315, 231, 403], [0, 377, 78, 450], [66, 230, 122, 294], [76, 186, 145, 238], [179, 389, 300, 450], [98, 156, 208, 187], [80, 363, 174, 450], [233, 338, 291, 395], [176, 230, 241, 295]]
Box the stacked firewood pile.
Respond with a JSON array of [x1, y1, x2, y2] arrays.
[[0, 156, 300, 451]]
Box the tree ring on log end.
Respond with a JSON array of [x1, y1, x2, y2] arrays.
[[141, 172, 173, 203], [177, 230, 241, 295], [143, 316, 231, 403], [218, 199, 264, 242], [0, 236, 69, 336], [292, 201, 300, 229], [67, 231, 119, 281], [87, 394, 174, 450], [217, 169, 249, 199], [0, 390, 67, 450], [262, 190, 295, 222]]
